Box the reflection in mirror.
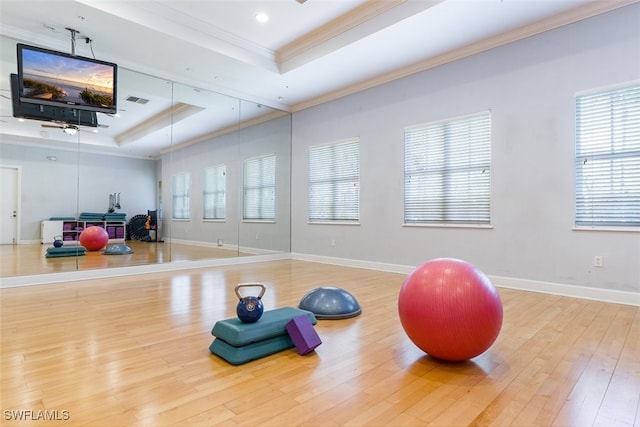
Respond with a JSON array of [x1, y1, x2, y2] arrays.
[[0, 34, 291, 279], [0, 34, 172, 276], [162, 81, 242, 261], [161, 84, 292, 261], [73, 68, 171, 271], [237, 100, 291, 255]]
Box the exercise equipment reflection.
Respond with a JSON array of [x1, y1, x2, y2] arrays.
[[79, 226, 109, 251]]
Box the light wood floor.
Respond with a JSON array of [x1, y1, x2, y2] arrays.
[[1, 260, 638, 426], [0, 241, 247, 277]]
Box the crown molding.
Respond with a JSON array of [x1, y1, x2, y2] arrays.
[[277, 0, 445, 73], [291, 0, 640, 112]]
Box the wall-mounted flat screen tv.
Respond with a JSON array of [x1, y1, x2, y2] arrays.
[[17, 43, 117, 114], [10, 74, 98, 127]]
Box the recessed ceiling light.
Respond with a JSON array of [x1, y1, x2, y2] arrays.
[[256, 12, 269, 23]]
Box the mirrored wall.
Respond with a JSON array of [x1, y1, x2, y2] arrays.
[[0, 35, 292, 278]]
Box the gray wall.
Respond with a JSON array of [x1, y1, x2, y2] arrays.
[[290, 5, 640, 293], [0, 140, 157, 241]]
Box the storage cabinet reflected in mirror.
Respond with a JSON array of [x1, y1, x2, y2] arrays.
[[0, 35, 292, 278]]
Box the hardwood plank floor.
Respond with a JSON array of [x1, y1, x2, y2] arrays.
[[0, 241, 247, 277], [1, 260, 638, 426]]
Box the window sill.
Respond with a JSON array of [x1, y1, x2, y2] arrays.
[[573, 226, 639, 233], [308, 221, 361, 226], [403, 223, 493, 230]]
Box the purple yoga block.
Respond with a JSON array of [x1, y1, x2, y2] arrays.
[[286, 315, 322, 355]]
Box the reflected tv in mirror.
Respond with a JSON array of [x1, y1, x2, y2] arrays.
[[17, 43, 117, 114]]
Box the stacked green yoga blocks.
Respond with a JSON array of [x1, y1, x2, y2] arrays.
[[209, 307, 317, 365], [45, 246, 86, 258]]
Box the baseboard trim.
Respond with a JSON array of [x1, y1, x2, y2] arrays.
[[490, 275, 640, 306], [291, 252, 415, 275], [168, 238, 238, 251], [291, 253, 639, 306], [20, 239, 40, 244], [169, 238, 285, 256]]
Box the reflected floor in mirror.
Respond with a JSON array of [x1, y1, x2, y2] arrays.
[[0, 241, 249, 277]]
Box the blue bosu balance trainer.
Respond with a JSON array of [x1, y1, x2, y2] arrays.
[[298, 286, 362, 319], [209, 307, 319, 365]]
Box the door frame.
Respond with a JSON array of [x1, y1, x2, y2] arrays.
[[0, 165, 21, 244]]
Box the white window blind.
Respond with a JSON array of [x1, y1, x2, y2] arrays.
[[203, 164, 226, 220], [243, 154, 276, 221], [172, 173, 190, 220], [404, 111, 491, 225], [308, 138, 360, 223], [575, 83, 640, 228]]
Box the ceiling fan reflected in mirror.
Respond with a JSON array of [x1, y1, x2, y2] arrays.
[[40, 121, 109, 136], [40, 123, 88, 135], [41, 123, 80, 135]]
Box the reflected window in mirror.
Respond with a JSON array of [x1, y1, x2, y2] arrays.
[[243, 154, 276, 221], [172, 173, 191, 220], [203, 165, 226, 220]]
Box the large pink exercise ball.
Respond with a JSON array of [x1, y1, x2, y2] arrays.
[[79, 226, 109, 251], [398, 258, 503, 362]]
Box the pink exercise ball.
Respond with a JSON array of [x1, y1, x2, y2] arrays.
[[79, 226, 109, 251], [398, 258, 503, 362]]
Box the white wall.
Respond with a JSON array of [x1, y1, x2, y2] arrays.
[[291, 5, 640, 293], [0, 140, 157, 241]]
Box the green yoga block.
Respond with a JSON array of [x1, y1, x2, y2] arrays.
[[46, 252, 86, 258], [45, 247, 86, 258], [211, 307, 317, 347], [209, 334, 295, 365]]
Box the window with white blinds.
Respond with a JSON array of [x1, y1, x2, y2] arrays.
[[172, 173, 190, 220], [243, 154, 276, 221], [575, 83, 640, 228], [308, 138, 360, 223], [203, 164, 226, 220], [404, 111, 491, 225]]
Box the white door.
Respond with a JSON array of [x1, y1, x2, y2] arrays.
[[0, 166, 19, 244]]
